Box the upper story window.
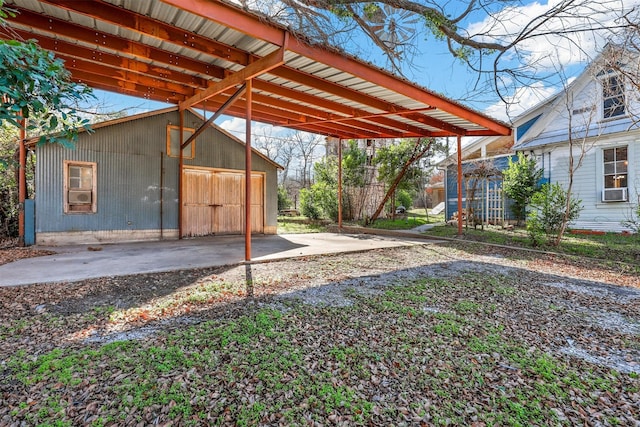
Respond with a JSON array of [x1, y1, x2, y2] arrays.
[[167, 125, 196, 159], [602, 74, 626, 119]]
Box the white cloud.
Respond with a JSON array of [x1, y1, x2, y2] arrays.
[[466, 0, 640, 71], [484, 82, 559, 121]]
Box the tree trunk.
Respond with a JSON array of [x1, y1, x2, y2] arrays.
[[367, 141, 432, 224]]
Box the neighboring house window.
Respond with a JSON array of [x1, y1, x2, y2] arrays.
[[602, 74, 625, 119], [167, 125, 196, 159], [602, 146, 628, 202], [64, 161, 97, 213]]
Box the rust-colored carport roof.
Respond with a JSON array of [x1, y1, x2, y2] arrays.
[[4, 0, 511, 140]]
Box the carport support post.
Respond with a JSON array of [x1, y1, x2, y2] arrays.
[[178, 110, 185, 239], [18, 119, 26, 247], [338, 138, 342, 229], [245, 78, 253, 261], [456, 135, 463, 236]]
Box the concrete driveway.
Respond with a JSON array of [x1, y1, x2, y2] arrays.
[[0, 232, 434, 287]]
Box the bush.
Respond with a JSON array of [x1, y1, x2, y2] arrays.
[[299, 188, 321, 220], [526, 183, 582, 245], [277, 186, 291, 211], [300, 182, 341, 221], [503, 153, 543, 224], [395, 189, 413, 211]]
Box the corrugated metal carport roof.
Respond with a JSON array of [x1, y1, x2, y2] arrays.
[[4, 0, 511, 139]]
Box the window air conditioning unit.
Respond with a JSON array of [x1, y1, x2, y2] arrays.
[[601, 188, 628, 202], [68, 190, 92, 204]]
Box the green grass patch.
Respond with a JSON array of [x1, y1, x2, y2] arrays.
[[277, 218, 328, 233], [425, 224, 640, 267], [3, 276, 635, 426]]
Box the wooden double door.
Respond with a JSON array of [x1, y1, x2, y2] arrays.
[[183, 167, 264, 237]]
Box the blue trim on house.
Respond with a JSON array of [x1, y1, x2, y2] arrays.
[[516, 114, 542, 142], [444, 155, 517, 221]]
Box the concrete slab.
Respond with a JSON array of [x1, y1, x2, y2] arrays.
[[0, 233, 433, 287]]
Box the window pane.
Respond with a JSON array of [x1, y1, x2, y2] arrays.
[[603, 148, 615, 162], [616, 161, 627, 174], [80, 167, 93, 189], [168, 126, 194, 158], [619, 175, 628, 188], [616, 146, 627, 160], [604, 163, 615, 174], [604, 175, 615, 188], [169, 128, 180, 156], [603, 76, 626, 118]]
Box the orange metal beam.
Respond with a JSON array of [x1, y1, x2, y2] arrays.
[[269, 67, 401, 114], [9, 7, 224, 78], [200, 96, 377, 139], [180, 47, 286, 110], [62, 56, 193, 96], [35, 1, 441, 134], [70, 69, 183, 103], [46, 0, 250, 65], [10, 7, 437, 136], [161, 0, 283, 43], [404, 112, 467, 136], [67, 60, 367, 136], [8, 29, 215, 87], [35, 1, 403, 134], [163, 0, 511, 136]]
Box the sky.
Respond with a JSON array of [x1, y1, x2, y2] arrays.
[[90, 0, 640, 145]]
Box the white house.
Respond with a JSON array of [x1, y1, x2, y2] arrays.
[[513, 46, 640, 233]]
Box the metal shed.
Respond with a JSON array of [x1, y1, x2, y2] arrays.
[[33, 108, 282, 245], [5, 0, 511, 259]]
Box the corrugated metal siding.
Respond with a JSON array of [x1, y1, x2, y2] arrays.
[[36, 110, 278, 235]]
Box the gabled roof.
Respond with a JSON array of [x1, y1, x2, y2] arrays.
[[513, 44, 640, 150], [26, 107, 284, 170], [4, 0, 510, 140]]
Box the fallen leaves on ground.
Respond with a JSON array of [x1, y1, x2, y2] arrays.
[[0, 242, 638, 426]]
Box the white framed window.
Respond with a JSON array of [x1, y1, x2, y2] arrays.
[[64, 161, 97, 213], [602, 146, 628, 202], [167, 125, 196, 159], [601, 73, 626, 119]]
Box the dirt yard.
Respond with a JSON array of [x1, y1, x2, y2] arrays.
[[0, 241, 638, 425]]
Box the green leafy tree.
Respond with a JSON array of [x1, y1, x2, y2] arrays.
[[0, 123, 34, 239], [299, 187, 322, 220], [395, 188, 413, 211], [369, 137, 434, 223], [526, 183, 583, 246], [0, 39, 94, 146], [1, 2, 95, 145], [301, 145, 371, 221], [502, 153, 543, 224], [277, 185, 292, 211], [342, 140, 367, 187]]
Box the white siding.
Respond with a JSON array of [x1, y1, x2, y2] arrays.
[[532, 134, 639, 232]]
